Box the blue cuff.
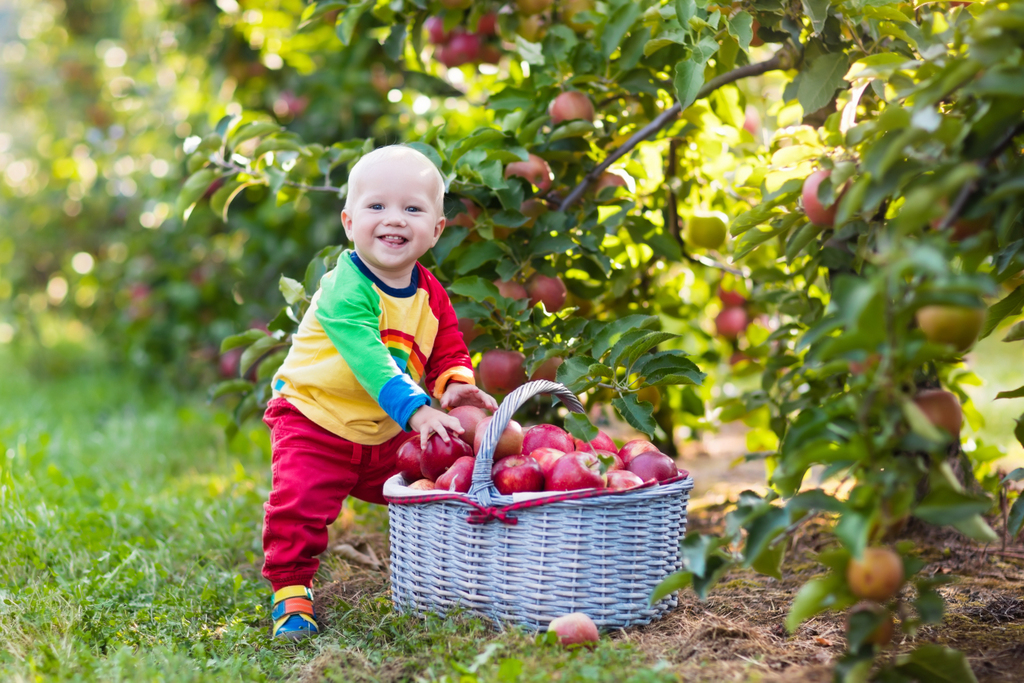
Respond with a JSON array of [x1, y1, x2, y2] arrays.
[[379, 374, 431, 430]]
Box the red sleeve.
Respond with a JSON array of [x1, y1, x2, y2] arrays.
[[417, 263, 477, 399]]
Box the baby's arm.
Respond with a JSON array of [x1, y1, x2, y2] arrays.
[[440, 382, 498, 412], [408, 405, 466, 449]]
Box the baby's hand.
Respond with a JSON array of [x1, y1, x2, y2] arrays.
[[408, 405, 465, 449], [440, 383, 499, 412]]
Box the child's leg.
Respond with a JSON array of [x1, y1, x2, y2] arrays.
[[261, 398, 365, 591], [348, 429, 417, 504]]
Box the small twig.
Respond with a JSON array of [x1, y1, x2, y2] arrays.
[[936, 120, 1024, 230], [556, 48, 795, 212], [209, 156, 343, 194]]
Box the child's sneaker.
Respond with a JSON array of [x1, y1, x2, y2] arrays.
[[271, 585, 318, 640]]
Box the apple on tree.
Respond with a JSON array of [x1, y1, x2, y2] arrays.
[[526, 274, 567, 312], [802, 170, 840, 227], [683, 210, 729, 249], [715, 307, 749, 339], [478, 350, 527, 395], [846, 547, 904, 602], [494, 278, 528, 300], [915, 305, 985, 353], [515, 0, 554, 16], [913, 388, 963, 439], [449, 197, 481, 229], [549, 91, 595, 125], [530, 356, 563, 381], [504, 154, 553, 193]]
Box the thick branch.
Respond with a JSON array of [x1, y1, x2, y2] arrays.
[[936, 120, 1024, 231], [556, 49, 793, 212]]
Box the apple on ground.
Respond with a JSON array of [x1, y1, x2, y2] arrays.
[[802, 170, 839, 227], [605, 469, 644, 491], [715, 307, 749, 338], [492, 455, 545, 494], [547, 612, 599, 648], [547, 452, 605, 491], [531, 447, 567, 479], [522, 423, 574, 456], [913, 389, 963, 438], [407, 478, 436, 491], [530, 356, 563, 381], [915, 305, 985, 353], [473, 416, 524, 459], [846, 547, 904, 602], [549, 91, 595, 125], [421, 433, 474, 481], [573, 429, 616, 453], [435, 456, 475, 493], [526, 274, 567, 312], [478, 349, 527, 394], [504, 154, 553, 192], [396, 438, 425, 483], [618, 438, 659, 466], [627, 451, 678, 482], [447, 405, 490, 447], [684, 211, 728, 249]]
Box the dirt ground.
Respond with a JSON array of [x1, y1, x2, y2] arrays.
[[315, 430, 1024, 683]]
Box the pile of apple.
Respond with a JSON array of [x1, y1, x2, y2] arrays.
[[397, 405, 686, 495], [425, 12, 501, 68]]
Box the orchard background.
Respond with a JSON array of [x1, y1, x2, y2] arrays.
[[2, 0, 1024, 681]]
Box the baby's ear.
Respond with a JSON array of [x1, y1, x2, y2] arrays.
[[432, 215, 446, 243]]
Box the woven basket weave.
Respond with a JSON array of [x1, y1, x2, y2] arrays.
[[386, 380, 694, 630]]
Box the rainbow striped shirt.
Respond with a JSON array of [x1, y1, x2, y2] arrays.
[[272, 251, 475, 445]]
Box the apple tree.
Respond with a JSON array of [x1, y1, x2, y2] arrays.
[[185, 1, 1024, 679]]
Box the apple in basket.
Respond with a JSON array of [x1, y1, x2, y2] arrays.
[[473, 416, 524, 460], [627, 451, 678, 482], [618, 438, 660, 466], [605, 469, 644, 491], [572, 429, 616, 453], [593, 449, 624, 471], [435, 455, 475, 493], [547, 452, 606, 491], [407, 478, 435, 490], [531, 446, 567, 479], [521, 423, 574, 456], [421, 433, 474, 481], [548, 612, 600, 648], [396, 438, 425, 483], [447, 405, 490, 446], [492, 455, 544, 495]]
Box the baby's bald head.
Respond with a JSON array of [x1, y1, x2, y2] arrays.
[[344, 145, 445, 215]]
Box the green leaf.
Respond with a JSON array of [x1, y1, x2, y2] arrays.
[[797, 52, 850, 115], [448, 276, 501, 303], [615, 331, 678, 370], [902, 399, 948, 443], [951, 514, 999, 543], [612, 393, 657, 437], [240, 335, 287, 378], [336, 0, 373, 45], [451, 129, 507, 166], [674, 60, 704, 111], [996, 385, 1024, 400], [592, 315, 660, 360], [650, 571, 692, 604], [600, 1, 641, 58], [1002, 321, 1024, 342], [455, 241, 506, 274], [556, 356, 599, 392], [564, 412, 599, 443], [633, 351, 706, 387], [914, 488, 993, 524], [801, 0, 831, 35], [980, 286, 1024, 340], [175, 169, 218, 217], [279, 276, 305, 305], [219, 329, 266, 353], [209, 379, 254, 400], [549, 120, 597, 141], [742, 506, 788, 570], [751, 541, 785, 580], [1002, 468, 1024, 483], [894, 644, 979, 683], [728, 11, 753, 52], [228, 121, 282, 147], [785, 575, 842, 633]]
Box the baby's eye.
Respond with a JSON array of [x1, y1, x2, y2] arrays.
[[406, 206, 421, 213], [369, 203, 383, 210]]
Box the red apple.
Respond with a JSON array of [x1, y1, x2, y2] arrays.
[[458, 316, 483, 344], [549, 91, 595, 125], [627, 451, 678, 482], [526, 274, 567, 312], [547, 452, 605, 491], [717, 286, 746, 307], [435, 456, 475, 493], [478, 349, 527, 394], [494, 279, 528, 300], [408, 478, 436, 490], [593, 449, 624, 471], [479, 44, 502, 64], [742, 106, 761, 136], [445, 32, 481, 66], [750, 20, 764, 47], [396, 438, 425, 483], [530, 356, 563, 381], [593, 171, 627, 199], [715, 307, 749, 338], [424, 16, 448, 44], [618, 438, 659, 466], [477, 12, 497, 35], [802, 170, 838, 227], [548, 612, 599, 648], [522, 423, 574, 456], [573, 430, 616, 453], [473, 416, 525, 459], [450, 197, 481, 228], [421, 433, 473, 481], [504, 154, 553, 193], [531, 447, 567, 479], [606, 469, 644, 491], [448, 405, 490, 447], [492, 455, 545, 494]]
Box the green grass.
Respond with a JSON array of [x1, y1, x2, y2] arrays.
[[0, 347, 679, 682]]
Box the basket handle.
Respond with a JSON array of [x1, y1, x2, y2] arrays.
[[468, 380, 585, 506]]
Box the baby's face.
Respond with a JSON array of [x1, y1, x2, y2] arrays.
[[341, 160, 444, 283]]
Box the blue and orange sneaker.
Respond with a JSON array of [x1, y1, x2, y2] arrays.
[[271, 585, 318, 640]]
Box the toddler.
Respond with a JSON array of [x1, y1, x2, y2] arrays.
[[261, 145, 497, 639]]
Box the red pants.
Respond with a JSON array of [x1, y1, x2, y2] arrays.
[[261, 398, 412, 591]]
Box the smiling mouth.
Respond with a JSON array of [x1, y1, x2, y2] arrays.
[[378, 235, 408, 246]]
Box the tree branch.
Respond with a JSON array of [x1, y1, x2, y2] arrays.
[[555, 48, 794, 212], [208, 156, 343, 195]]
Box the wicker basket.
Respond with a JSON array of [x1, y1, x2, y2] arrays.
[[386, 380, 694, 631]]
